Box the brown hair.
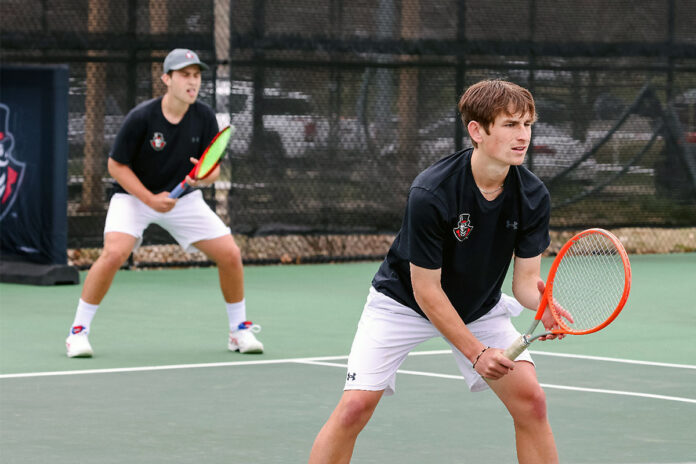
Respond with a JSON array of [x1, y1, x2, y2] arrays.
[[458, 80, 537, 147]]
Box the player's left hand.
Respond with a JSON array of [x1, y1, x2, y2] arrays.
[[185, 157, 216, 188], [537, 280, 574, 340]]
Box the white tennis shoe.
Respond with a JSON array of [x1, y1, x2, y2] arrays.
[[66, 326, 93, 358], [228, 321, 264, 354]]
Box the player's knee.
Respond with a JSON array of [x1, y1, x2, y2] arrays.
[[218, 242, 242, 268], [336, 395, 377, 430], [529, 387, 548, 421], [517, 386, 548, 424], [98, 246, 131, 269]]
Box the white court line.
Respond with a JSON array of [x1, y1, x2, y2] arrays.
[[297, 359, 696, 404], [407, 349, 696, 369], [0, 355, 350, 379], [1, 350, 694, 379], [529, 351, 696, 370], [538, 383, 696, 404]]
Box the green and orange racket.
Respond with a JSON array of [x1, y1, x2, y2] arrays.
[[168, 125, 234, 198], [504, 228, 632, 360]]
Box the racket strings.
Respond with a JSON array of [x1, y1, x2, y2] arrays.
[[551, 233, 627, 333]]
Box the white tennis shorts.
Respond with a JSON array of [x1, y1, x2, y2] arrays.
[[104, 190, 231, 253], [344, 287, 534, 394]]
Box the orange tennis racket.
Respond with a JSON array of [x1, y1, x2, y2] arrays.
[[504, 228, 632, 360]]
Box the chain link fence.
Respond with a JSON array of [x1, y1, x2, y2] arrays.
[[2, 0, 695, 268]]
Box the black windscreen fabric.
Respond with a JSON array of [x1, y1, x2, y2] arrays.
[[1, 0, 694, 250]]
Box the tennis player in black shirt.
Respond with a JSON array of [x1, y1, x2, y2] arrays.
[[65, 49, 263, 358], [309, 80, 565, 463]]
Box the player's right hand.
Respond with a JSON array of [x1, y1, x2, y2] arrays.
[[537, 280, 574, 341], [148, 191, 177, 213], [474, 347, 515, 380]]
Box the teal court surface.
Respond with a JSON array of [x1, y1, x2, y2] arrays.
[[1, 254, 695, 463]]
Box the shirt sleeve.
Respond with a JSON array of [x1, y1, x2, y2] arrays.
[[109, 109, 146, 165], [407, 187, 448, 270], [515, 189, 551, 258]]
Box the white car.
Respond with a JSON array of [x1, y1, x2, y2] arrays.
[[214, 80, 321, 159], [527, 123, 597, 181]]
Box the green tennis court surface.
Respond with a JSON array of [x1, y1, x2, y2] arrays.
[[1, 254, 695, 463]]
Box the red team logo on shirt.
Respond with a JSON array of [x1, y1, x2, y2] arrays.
[[453, 213, 473, 241], [150, 132, 166, 151]]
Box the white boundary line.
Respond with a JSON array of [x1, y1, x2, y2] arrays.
[[296, 358, 696, 405], [528, 351, 696, 369], [2, 350, 694, 404], [537, 384, 696, 404], [407, 350, 696, 369], [0, 355, 350, 379], [1, 350, 694, 378]]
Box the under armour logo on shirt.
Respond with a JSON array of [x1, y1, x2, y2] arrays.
[[506, 220, 519, 230]]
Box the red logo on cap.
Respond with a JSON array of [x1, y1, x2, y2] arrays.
[[186, 51, 194, 59]]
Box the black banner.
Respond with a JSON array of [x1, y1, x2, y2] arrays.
[[0, 65, 71, 266]]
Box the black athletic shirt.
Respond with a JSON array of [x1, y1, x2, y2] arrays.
[[109, 97, 218, 196], [372, 148, 551, 324]]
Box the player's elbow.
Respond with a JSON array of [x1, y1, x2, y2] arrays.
[[410, 265, 442, 307], [512, 276, 542, 309], [411, 280, 427, 307], [411, 282, 440, 312], [107, 157, 126, 178]]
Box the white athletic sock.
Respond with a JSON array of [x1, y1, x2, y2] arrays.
[[70, 299, 99, 335], [226, 299, 247, 331]]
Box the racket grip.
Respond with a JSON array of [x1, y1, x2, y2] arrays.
[[503, 335, 530, 361], [168, 183, 186, 199]]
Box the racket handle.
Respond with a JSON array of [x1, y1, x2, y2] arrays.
[[168, 183, 186, 199], [504, 335, 531, 361]]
